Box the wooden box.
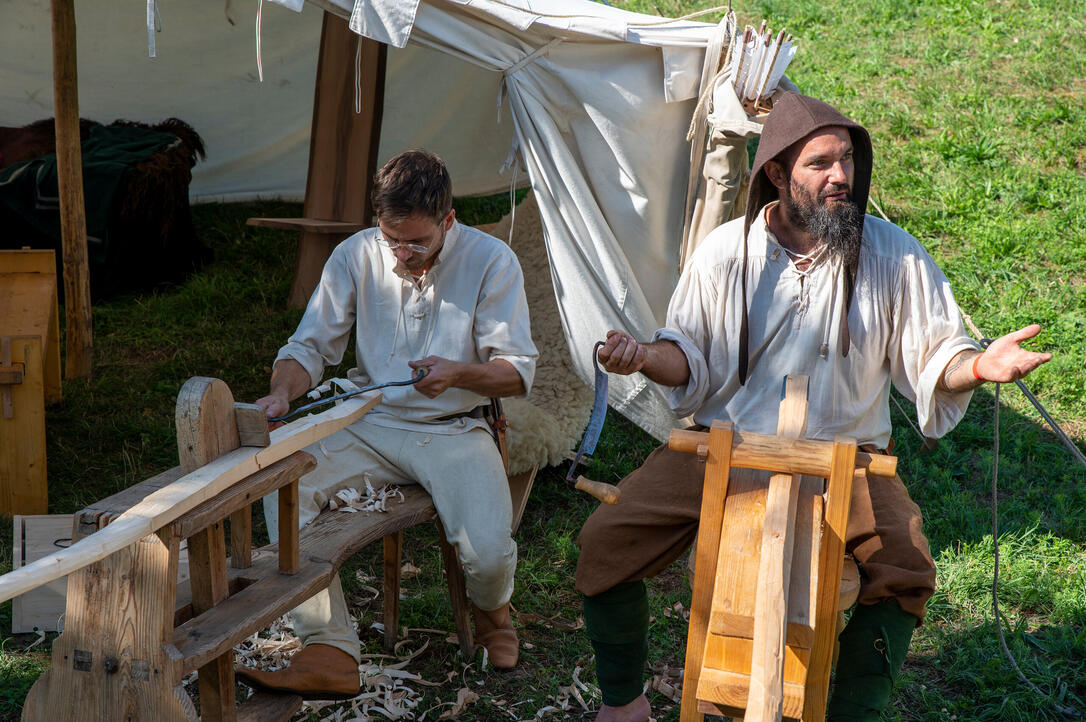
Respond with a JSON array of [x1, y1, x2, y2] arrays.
[[0, 249, 60, 516]]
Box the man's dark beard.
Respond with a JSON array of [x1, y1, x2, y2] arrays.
[[783, 178, 863, 268]]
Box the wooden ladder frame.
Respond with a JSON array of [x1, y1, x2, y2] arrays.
[[670, 375, 898, 721]]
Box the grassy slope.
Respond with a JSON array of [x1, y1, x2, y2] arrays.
[[2, 0, 1085, 719]]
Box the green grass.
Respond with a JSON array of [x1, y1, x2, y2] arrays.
[[3, 0, 1086, 719]]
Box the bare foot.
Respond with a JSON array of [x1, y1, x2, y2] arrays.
[[596, 694, 651, 722]]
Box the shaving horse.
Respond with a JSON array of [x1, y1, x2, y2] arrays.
[[670, 375, 897, 721]]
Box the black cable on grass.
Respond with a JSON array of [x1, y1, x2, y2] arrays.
[[990, 383, 1080, 719], [868, 197, 1084, 717]]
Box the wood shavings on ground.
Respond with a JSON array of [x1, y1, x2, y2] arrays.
[[229, 625, 476, 722], [661, 600, 689, 621], [648, 659, 684, 710], [327, 476, 405, 513], [524, 665, 600, 719]]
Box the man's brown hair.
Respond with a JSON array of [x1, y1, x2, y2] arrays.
[[371, 150, 452, 224]]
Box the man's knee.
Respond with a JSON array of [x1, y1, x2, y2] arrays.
[[460, 537, 517, 584]]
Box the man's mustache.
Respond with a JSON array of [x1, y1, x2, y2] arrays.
[[819, 184, 852, 201]]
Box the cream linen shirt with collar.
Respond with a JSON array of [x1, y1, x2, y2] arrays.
[[276, 220, 538, 435], [654, 202, 979, 448]]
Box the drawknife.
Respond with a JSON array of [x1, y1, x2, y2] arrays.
[[566, 341, 622, 505]]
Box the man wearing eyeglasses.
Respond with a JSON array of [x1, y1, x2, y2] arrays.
[[239, 150, 538, 699]]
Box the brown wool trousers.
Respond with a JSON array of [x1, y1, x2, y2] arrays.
[[575, 437, 937, 622]]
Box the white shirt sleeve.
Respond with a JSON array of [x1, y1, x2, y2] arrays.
[[473, 249, 538, 396], [887, 246, 980, 438], [275, 244, 359, 389], [652, 258, 719, 417]]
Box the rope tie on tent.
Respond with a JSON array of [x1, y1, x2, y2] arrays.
[[870, 197, 1084, 718], [355, 36, 363, 114], [255, 0, 265, 82], [146, 0, 162, 58], [497, 37, 564, 121]]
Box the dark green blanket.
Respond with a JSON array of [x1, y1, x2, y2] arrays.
[[0, 123, 179, 263]]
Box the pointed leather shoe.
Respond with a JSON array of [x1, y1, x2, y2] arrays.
[[473, 602, 519, 669], [236, 643, 361, 700]]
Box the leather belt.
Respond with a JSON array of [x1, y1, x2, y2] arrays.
[[436, 405, 489, 422]]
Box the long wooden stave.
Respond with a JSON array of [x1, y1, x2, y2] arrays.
[[0, 393, 379, 604]]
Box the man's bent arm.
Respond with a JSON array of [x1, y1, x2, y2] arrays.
[[939, 324, 1052, 393], [409, 356, 525, 399], [255, 358, 312, 418], [596, 330, 691, 387]]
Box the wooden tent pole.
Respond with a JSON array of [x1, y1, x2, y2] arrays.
[[50, 0, 93, 378]]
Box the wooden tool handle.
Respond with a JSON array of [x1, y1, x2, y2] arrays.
[[575, 476, 621, 505]]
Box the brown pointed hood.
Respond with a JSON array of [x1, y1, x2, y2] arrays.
[[737, 92, 873, 384]]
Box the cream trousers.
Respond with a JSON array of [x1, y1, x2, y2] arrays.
[[263, 418, 516, 662]]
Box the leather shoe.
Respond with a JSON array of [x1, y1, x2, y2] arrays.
[[472, 602, 519, 669], [236, 643, 360, 700]]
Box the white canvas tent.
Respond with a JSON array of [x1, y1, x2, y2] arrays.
[[2, 0, 745, 440]]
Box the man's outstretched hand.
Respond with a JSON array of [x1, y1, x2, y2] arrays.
[[975, 323, 1052, 383]]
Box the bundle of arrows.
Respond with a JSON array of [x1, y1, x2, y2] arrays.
[[728, 21, 796, 114]]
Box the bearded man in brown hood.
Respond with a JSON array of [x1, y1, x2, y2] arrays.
[[575, 92, 1051, 721]]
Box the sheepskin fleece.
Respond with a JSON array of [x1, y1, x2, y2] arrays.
[[486, 193, 593, 474]]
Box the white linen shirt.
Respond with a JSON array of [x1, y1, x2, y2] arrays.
[[276, 221, 537, 435], [655, 204, 979, 448]]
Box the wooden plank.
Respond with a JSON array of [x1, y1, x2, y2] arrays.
[[679, 420, 734, 722], [246, 218, 365, 234], [278, 481, 300, 575], [669, 428, 896, 478], [189, 522, 236, 721], [230, 507, 253, 570], [710, 611, 813, 649], [438, 520, 475, 657], [0, 248, 56, 274], [173, 485, 437, 672], [50, 0, 93, 378], [697, 667, 805, 720], [383, 531, 403, 651], [802, 441, 860, 722], [747, 376, 808, 722], [237, 691, 303, 722], [507, 466, 538, 534], [0, 250, 62, 403], [0, 336, 47, 515], [179, 376, 241, 722], [287, 12, 385, 308], [0, 389, 380, 604], [21, 530, 191, 721], [707, 477, 821, 646]]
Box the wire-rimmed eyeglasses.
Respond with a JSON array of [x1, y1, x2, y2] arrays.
[[374, 234, 431, 254]]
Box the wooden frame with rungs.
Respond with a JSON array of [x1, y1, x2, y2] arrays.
[[670, 375, 898, 722]]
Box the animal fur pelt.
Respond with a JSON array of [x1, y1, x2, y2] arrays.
[[487, 193, 594, 475], [0, 117, 211, 300]]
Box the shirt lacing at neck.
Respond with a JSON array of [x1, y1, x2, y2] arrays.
[[784, 243, 828, 279]]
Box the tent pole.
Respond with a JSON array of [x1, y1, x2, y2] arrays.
[[285, 12, 386, 308], [50, 0, 93, 378]]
